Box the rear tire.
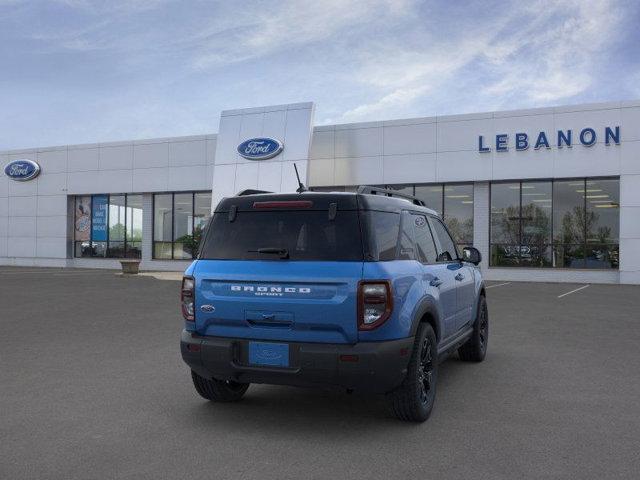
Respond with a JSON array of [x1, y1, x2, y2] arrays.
[[458, 295, 488, 362], [387, 323, 438, 422], [191, 370, 249, 402]]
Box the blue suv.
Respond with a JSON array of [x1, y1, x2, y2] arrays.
[[180, 186, 488, 422]]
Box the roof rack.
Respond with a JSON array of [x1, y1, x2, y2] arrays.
[[236, 189, 273, 196], [356, 185, 426, 207]]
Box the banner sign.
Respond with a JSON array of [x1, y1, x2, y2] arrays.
[[91, 195, 108, 241]]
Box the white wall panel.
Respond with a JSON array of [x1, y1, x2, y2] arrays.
[[134, 142, 169, 169], [383, 123, 436, 155], [37, 172, 67, 195], [620, 107, 640, 142], [7, 237, 36, 257], [8, 217, 36, 237], [168, 165, 208, 191], [620, 174, 640, 206], [234, 162, 259, 193], [37, 149, 67, 173], [0, 198, 6, 217], [437, 118, 494, 152], [8, 196, 37, 217], [133, 167, 169, 192], [8, 178, 37, 196], [310, 130, 334, 160], [99, 144, 133, 170], [68, 147, 99, 171], [553, 142, 620, 178], [67, 171, 102, 195], [215, 114, 243, 165], [36, 237, 67, 258], [97, 169, 133, 193], [258, 162, 283, 191], [169, 140, 206, 167], [37, 215, 67, 237], [308, 158, 335, 186], [282, 106, 315, 162], [334, 156, 383, 185], [211, 164, 237, 209], [335, 127, 382, 158], [620, 140, 640, 175], [37, 195, 67, 217], [382, 154, 436, 184], [437, 151, 491, 182]]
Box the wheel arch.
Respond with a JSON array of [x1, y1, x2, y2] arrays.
[[410, 298, 441, 342]]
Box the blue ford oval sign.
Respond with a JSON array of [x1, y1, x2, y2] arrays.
[[4, 159, 41, 181], [237, 138, 283, 160]]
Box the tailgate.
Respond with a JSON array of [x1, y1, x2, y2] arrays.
[[194, 260, 363, 344]]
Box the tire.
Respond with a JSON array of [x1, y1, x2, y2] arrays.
[[387, 323, 438, 422], [458, 295, 488, 362], [191, 370, 249, 402]]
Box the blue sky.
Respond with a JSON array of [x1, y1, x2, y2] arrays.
[[1, 0, 639, 150]]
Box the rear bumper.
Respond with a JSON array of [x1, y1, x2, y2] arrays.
[[180, 330, 414, 394]]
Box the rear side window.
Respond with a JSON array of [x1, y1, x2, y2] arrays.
[[200, 210, 363, 261], [429, 217, 458, 262], [412, 214, 438, 263], [361, 211, 400, 261]]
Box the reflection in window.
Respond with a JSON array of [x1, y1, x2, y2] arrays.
[[414, 185, 443, 216], [153, 192, 212, 260], [73, 194, 143, 259], [491, 178, 619, 269], [443, 184, 474, 250]]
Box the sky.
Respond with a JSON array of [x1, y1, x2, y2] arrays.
[[1, 0, 639, 150]]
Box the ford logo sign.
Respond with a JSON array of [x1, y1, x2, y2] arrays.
[[4, 159, 41, 182], [237, 137, 283, 160]]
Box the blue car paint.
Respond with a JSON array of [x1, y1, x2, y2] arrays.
[[190, 259, 364, 344], [185, 256, 483, 345]]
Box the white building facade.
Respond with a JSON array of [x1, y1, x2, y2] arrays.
[[1, 100, 639, 284]]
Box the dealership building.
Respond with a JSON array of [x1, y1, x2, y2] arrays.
[[1, 100, 639, 284]]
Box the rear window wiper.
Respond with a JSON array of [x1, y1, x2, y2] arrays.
[[248, 247, 290, 259]]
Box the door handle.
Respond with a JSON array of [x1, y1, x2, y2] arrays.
[[455, 273, 465, 281], [430, 277, 443, 287]]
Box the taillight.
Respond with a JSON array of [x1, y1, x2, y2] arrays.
[[358, 281, 393, 330], [181, 276, 195, 321]]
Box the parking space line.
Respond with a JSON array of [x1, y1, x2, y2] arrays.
[[557, 284, 590, 298], [486, 282, 511, 289]]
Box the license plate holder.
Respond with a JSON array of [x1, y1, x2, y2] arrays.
[[248, 342, 289, 367]]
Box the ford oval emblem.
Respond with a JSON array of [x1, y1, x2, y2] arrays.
[[237, 137, 283, 160], [4, 159, 41, 182]]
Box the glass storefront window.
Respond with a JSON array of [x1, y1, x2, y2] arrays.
[[153, 194, 172, 259], [173, 193, 194, 260], [126, 195, 143, 258], [443, 184, 474, 250], [491, 178, 619, 269], [414, 185, 443, 216], [152, 191, 212, 260], [73, 193, 143, 259]]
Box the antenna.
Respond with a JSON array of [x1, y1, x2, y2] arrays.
[[293, 163, 307, 193]]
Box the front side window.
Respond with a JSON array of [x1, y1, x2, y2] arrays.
[[429, 217, 458, 262], [73, 194, 143, 259], [412, 214, 438, 264]]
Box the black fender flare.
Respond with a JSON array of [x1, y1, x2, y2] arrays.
[[409, 296, 441, 341]]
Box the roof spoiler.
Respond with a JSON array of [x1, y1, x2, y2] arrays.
[[357, 186, 426, 207], [236, 189, 273, 196]]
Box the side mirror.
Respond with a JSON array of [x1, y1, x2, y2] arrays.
[[462, 246, 482, 266]]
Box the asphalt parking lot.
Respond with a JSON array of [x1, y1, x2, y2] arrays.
[[1, 268, 639, 480]]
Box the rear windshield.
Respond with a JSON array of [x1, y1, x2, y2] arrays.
[[200, 210, 363, 261]]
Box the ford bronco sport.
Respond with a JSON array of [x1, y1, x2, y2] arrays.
[[180, 186, 488, 422]]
